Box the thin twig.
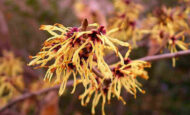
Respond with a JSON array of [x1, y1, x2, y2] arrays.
[[92, 67, 104, 78], [110, 50, 190, 69], [0, 80, 73, 113], [139, 50, 190, 62]]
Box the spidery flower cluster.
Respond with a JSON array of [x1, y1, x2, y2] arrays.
[[108, 0, 144, 46], [0, 50, 24, 107], [141, 6, 190, 66], [79, 58, 150, 115], [29, 20, 150, 115]]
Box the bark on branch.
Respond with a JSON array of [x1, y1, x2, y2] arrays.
[[139, 50, 190, 62], [0, 81, 73, 113]]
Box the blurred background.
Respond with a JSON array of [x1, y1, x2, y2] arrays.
[[0, 0, 190, 115]]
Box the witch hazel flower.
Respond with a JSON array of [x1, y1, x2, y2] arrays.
[[28, 19, 131, 96]]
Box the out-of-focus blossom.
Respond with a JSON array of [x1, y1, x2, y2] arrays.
[[0, 50, 24, 107], [108, 0, 144, 46], [141, 6, 190, 66], [0, 50, 23, 77], [74, 0, 107, 26]]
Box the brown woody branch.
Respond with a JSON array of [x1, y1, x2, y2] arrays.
[[1, 50, 190, 113], [0, 80, 73, 113], [139, 50, 190, 62], [92, 67, 104, 78]]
